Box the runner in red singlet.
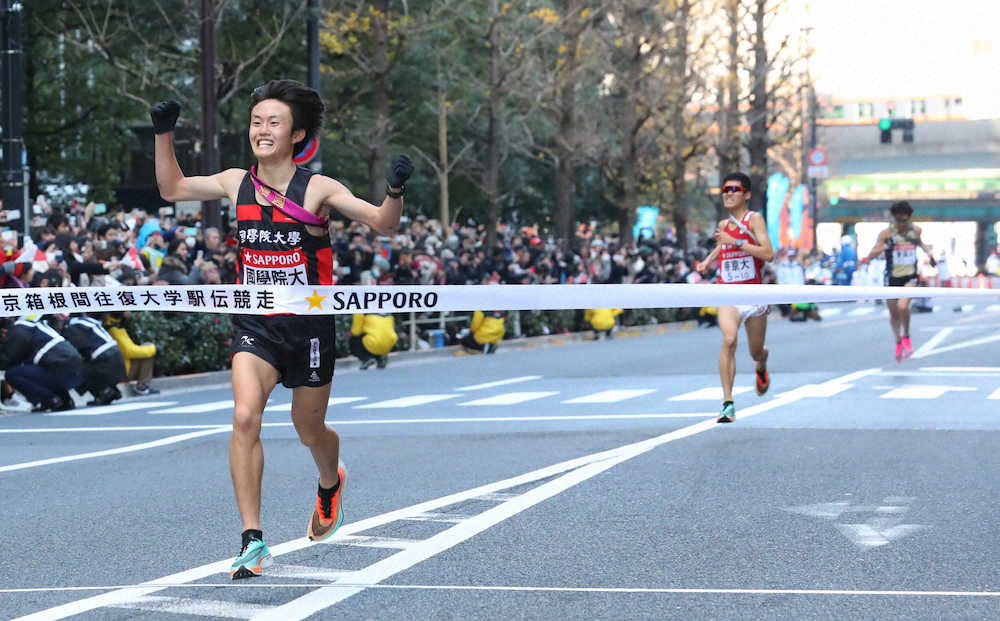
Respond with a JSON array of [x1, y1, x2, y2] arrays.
[[150, 80, 413, 579], [695, 172, 775, 423]]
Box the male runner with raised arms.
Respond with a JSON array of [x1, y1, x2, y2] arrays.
[[861, 201, 935, 362], [151, 80, 413, 579], [695, 172, 775, 423]]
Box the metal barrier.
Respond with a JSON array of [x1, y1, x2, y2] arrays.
[[400, 310, 523, 351]]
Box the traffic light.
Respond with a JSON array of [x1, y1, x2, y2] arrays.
[[878, 118, 914, 144], [879, 118, 892, 143]]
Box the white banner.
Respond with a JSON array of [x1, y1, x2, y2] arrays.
[[0, 283, 997, 318]]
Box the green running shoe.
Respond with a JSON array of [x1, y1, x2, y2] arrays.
[[717, 402, 735, 424], [229, 538, 272, 580]]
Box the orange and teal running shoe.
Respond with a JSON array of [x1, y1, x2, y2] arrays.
[[308, 463, 347, 541], [230, 538, 272, 580]]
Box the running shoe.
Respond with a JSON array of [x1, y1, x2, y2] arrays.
[[901, 336, 913, 358], [894, 341, 904, 363], [307, 463, 348, 541], [229, 538, 272, 580], [755, 368, 770, 396], [717, 402, 735, 424]]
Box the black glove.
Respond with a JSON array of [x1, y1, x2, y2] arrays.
[[929, 256, 937, 267], [386, 154, 414, 189], [149, 100, 181, 134]]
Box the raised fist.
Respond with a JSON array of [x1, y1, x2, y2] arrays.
[[386, 154, 414, 189], [149, 100, 181, 135]]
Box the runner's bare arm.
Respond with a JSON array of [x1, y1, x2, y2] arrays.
[[743, 212, 775, 261], [696, 244, 721, 273], [913, 225, 937, 265], [153, 133, 244, 203], [864, 229, 889, 262], [314, 176, 402, 236]]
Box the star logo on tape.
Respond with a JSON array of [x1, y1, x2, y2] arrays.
[[305, 289, 326, 310]]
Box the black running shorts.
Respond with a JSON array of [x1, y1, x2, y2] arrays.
[[887, 274, 918, 287], [230, 314, 336, 388]]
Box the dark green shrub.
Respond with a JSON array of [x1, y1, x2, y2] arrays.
[[128, 312, 233, 377]]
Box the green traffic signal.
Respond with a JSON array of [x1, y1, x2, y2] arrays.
[[878, 118, 893, 131]]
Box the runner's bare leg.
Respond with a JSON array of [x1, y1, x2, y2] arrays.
[[230, 352, 279, 531], [291, 383, 340, 489], [718, 306, 742, 403]]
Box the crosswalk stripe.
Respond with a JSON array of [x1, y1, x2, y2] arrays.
[[669, 386, 752, 401], [819, 308, 842, 318], [987, 305, 1000, 313], [111, 595, 272, 619], [458, 392, 558, 406], [848, 307, 875, 317], [562, 389, 656, 404], [267, 565, 355, 582], [456, 376, 542, 391], [355, 394, 459, 409], [988, 388, 1000, 400], [879, 385, 977, 399], [149, 400, 234, 414], [265, 397, 366, 412], [46, 401, 177, 417]]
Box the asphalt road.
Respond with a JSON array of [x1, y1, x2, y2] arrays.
[[3, 297, 1000, 620]]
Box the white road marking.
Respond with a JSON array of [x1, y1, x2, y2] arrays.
[[8, 583, 1000, 598], [355, 394, 459, 409], [669, 386, 752, 401], [16, 368, 847, 621], [920, 366, 1000, 373], [458, 391, 558, 406], [456, 376, 542, 391], [848, 307, 875, 317], [0, 427, 230, 473], [911, 332, 1000, 359], [911, 327, 953, 358], [267, 565, 355, 582], [562, 389, 656, 404], [776, 383, 853, 399], [988, 388, 1000, 400], [149, 400, 235, 414], [264, 397, 366, 412], [0, 413, 712, 436], [45, 401, 177, 417], [111, 595, 272, 619], [879, 385, 977, 399], [818, 308, 842, 318], [987, 304, 1000, 312]]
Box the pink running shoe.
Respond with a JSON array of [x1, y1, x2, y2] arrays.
[[901, 336, 913, 358], [895, 341, 904, 362]]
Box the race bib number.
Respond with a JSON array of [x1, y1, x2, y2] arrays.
[[892, 244, 916, 265], [241, 248, 308, 286], [721, 256, 756, 283]]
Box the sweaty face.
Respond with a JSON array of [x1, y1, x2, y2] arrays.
[[249, 99, 305, 161]]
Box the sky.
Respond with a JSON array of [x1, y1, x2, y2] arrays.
[[786, 0, 1000, 119]]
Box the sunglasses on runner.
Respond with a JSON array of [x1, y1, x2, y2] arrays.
[[721, 185, 746, 194]]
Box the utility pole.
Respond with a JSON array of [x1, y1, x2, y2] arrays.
[[0, 0, 27, 236], [306, 0, 322, 172], [200, 0, 221, 229]]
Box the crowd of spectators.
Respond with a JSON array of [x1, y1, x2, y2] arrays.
[[0, 196, 728, 292]]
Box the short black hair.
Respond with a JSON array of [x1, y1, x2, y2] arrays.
[[249, 79, 325, 156], [890, 201, 913, 216], [721, 172, 751, 192]]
